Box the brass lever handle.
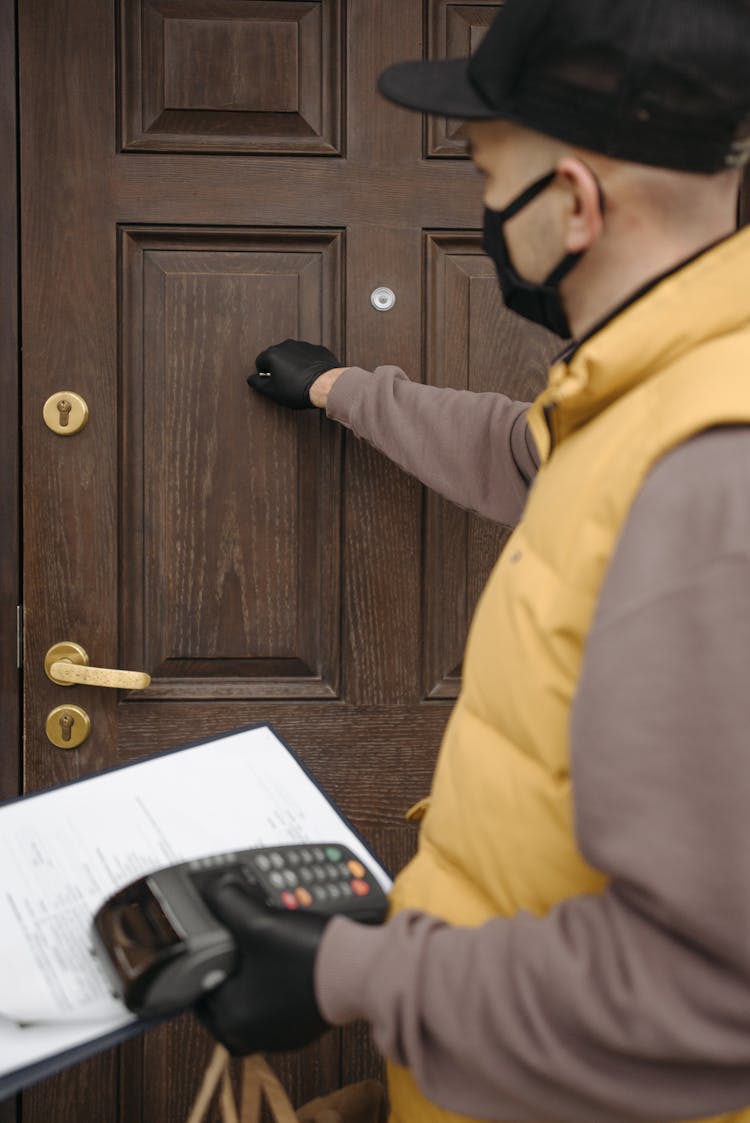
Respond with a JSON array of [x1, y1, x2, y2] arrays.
[[45, 642, 151, 690], [50, 662, 151, 690]]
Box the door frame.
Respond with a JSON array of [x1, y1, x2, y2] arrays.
[[0, 0, 20, 809], [0, 1, 21, 1119]]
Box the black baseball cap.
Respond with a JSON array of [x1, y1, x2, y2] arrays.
[[378, 0, 750, 173]]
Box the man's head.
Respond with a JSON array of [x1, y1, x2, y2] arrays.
[[465, 118, 741, 337], [378, 0, 750, 337]]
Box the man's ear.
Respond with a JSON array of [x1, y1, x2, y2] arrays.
[[556, 156, 605, 253]]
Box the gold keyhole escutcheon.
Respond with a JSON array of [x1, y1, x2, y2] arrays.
[[45, 705, 91, 749], [43, 391, 89, 436]]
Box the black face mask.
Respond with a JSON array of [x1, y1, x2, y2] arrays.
[[482, 170, 586, 339]]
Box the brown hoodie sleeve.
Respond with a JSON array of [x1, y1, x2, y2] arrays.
[[326, 365, 538, 526], [315, 425, 750, 1123]]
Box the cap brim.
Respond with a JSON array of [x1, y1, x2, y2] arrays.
[[377, 58, 498, 119]]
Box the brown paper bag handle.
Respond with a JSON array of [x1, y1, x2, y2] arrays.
[[186, 1044, 233, 1123], [239, 1054, 299, 1123], [186, 1045, 298, 1123]]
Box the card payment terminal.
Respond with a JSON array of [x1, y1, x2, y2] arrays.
[[92, 842, 388, 1019]]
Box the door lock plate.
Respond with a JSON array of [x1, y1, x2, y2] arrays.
[[43, 391, 89, 435], [45, 705, 91, 749]]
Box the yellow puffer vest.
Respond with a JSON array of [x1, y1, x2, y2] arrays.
[[387, 227, 750, 1123]]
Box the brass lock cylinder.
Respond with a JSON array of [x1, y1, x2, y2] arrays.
[[45, 705, 91, 749], [43, 391, 89, 435]]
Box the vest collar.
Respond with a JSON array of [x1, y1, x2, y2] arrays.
[[529, 225, 750, 462]]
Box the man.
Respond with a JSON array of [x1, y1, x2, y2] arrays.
[[198, 2, 750, 1120]]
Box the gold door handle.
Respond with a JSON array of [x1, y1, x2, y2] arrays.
[[45, 642, 151, 690]]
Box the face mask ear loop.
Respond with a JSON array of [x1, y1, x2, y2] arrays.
[[596, 178, 607, 218], [543, 169, 607, 287], [544, 250, 584, 287], [583, 162, 608, 219], [496, 170, 557, 221]]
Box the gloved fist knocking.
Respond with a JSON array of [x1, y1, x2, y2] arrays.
[[195, 874, 331, 1056], [248, 339, 341, 410]]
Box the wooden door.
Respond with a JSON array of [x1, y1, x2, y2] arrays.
[[18, 1, 555, 1120]]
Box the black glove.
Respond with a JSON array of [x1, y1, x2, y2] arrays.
[[248, 339, 341, 409], [195, 874, 331, 1055]]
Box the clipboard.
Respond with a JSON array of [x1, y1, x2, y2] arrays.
[[0, 723, 391, 1100]]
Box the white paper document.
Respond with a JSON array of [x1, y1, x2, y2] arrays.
[[0, 724, 391, 1089]]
